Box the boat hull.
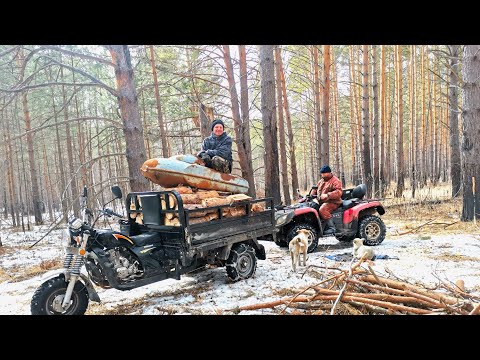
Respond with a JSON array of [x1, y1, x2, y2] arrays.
[[140, 155, 249, 194]]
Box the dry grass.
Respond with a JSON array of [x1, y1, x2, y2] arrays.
[[272, 288, 299, 297], [0, 268, 10, 282], [87, 277, 218, 314], [382, 184, 480, 236], [88, 296, 155, 315], [0, 246, 15, 256], [432, 253, 480, 262], [7, 259, 62, 283]]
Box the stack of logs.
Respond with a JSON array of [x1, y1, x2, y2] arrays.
[[159, 186, 264, 226], [228, 258, 480, 315]]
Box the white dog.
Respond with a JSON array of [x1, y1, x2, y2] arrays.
[[352, 238, 375, 260], [289, 229, 310, 272]]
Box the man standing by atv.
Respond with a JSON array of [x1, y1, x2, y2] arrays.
[[311, 165, 343, 235]]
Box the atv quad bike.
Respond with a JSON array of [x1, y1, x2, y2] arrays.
[[274, 184, 386, 253]]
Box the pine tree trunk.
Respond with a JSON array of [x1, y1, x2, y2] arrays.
[[448, 45, 461, 198], [309, 107, 316, 186], [259, 45, 281, 205], [16, 108, 29, 231], [148, 45, 169, 158], [371, 45, 380, 197], [419, 46, 425, 187], [50, 84, 68, 223], [17, 50, 43, 225], [108, 45, 149, 192], [380, 45, 386, 196], [312, 46, 322, 168], [95, 118, 106, 206], [332, 53, 343, 185], [321, 45, 331, 164], [222, 45, 256, 197], [385, 48, 392, 187], [274, 47, 291, 205], [432, 54, 439, 185], [60, 66, 80, 218], [277, 47, 299, 197], [141, 93, 152, 160], [461, 45, 480, 221], [362, 45, 372, 196], [302, 126, 308, 191], [355, 46, 365, 181], [395, 45, 405, 197], [71, 61, 89, 192], [2, 111, 17, 227], [349, 46, 358, 185], [41, 132, 54, 222], [238, 45, 256, 197], [410, 45, 417, 198]]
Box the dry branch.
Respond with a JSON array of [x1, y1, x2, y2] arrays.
[[395, 219, 437, 235], [228, 264, 478, 315]]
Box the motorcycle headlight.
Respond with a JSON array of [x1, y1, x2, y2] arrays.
[[69, 218, 83, 230]]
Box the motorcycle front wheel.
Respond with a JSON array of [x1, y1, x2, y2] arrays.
[[31, 274, 89, 315]]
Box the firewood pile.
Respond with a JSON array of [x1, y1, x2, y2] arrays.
[[133, 185, 264, 226], [228, 258, 480, 315]]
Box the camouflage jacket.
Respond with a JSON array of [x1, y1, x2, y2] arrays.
[[200, 132, 233, 162]]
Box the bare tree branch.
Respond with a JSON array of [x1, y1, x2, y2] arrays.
[[0, 117, 122, 145], [0, 45, 20, 58], [39, 45, 114, 66]]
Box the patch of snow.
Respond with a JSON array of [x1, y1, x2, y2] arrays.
[[1, 223, 479, 315]]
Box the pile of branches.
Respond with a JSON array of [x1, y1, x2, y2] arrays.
[[228, 258, 480, 315]]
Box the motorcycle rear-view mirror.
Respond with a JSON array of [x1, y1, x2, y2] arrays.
[[111, 186, 123, 199], [83, 186, 88, 197]]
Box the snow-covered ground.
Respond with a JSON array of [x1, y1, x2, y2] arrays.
[[1, 219, 479, 315]]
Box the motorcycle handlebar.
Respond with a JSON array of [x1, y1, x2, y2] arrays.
[[103, 208, 123, 218]]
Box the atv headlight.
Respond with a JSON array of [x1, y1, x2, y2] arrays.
[[275, 211, 294, 227]]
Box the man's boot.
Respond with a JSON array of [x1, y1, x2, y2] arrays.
[[200, 154, 212, 168], [212, 156, 230, 173], [323, 218, 336, 236]]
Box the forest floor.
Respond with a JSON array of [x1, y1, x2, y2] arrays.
[[1, 183, 480, 315]]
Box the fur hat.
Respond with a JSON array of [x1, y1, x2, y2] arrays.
[[320, 165, 332, 173], [211, 119, 225, 131]]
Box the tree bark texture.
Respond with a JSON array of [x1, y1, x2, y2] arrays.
[[108, 45, 149, 192], [461, 45, 480, 221], [448, 45, 461, 198], [275, 46, 291, 205], [259, 45, 281, 205]]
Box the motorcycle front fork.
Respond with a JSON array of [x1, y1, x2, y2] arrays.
[[61, 252, 84, 309]]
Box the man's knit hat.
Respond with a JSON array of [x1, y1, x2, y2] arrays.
[[320, 165, 332, 173], [211, 119, 225, 131]]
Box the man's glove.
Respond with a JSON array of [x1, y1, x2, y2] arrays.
[[206, 149, 215, 157], [308, 200, 320, 211], [197, 151, 205, 158]]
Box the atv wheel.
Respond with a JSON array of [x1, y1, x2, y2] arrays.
[[336, 233, 356, 242], [31, 275, 89, 315], [287, 223, 318, 253], [274, 237, 288, 248], [226, 243, 257, 282], [358, 215, 386, 246]]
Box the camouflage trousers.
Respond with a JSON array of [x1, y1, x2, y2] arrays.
[[203, 155, 231, 174]]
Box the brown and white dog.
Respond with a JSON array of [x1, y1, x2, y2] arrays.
[[352, 238, 375, 261], [289, 229, 310, 272]]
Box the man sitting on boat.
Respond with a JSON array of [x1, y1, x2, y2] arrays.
[[197, 119, 233, 174]]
